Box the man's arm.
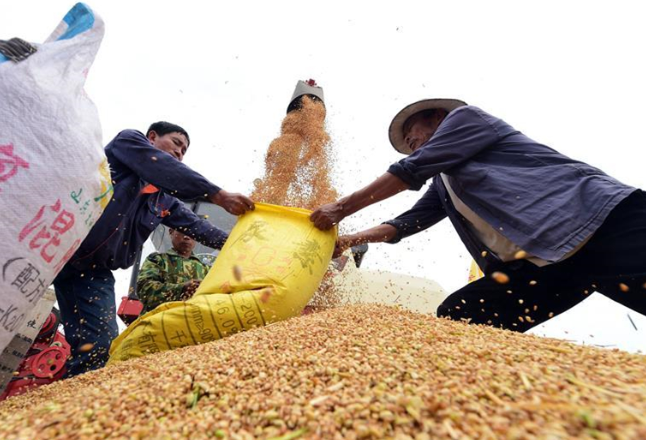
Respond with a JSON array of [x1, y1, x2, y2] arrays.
[[311, 172, 410, 230], [311, 107, 498, 229], [333, 224, 398, 258], [137, 254, 189, 312], [162, 197, 229, 250], [334, 183, 447, 256], [108, 130, 253, 215]]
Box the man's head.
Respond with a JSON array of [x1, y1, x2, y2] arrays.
[[388, 98, 467, 154], [169, 229, 197, 257], [402, 109, 449, 153], [146, 121, 190, 162]]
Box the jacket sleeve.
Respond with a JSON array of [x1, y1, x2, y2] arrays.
[[136, 253, 186, 312], [388, 106, 501, 190], [382, 181, 447, 243], [107, 129, 221, 200], [162, 197, 229, 250]]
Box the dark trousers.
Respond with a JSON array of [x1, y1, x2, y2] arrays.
[[437, 190, 646, 332], [53, 264, 118, 377]]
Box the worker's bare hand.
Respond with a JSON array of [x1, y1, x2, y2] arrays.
[[211, 190, 255, 216], [310, 201, 345, 230], [181, 280, 201, 300]]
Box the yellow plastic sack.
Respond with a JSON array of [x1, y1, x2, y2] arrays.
[[468, 260, 484, 283], [108, 203, 336, 363]]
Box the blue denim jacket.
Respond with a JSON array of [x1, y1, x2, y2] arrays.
[[69, 130, 228, 271], [386, 106, 635, 273]]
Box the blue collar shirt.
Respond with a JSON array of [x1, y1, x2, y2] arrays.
[[385, 106, 635, 273]]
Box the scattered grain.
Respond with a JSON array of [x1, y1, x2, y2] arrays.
[[491, 272, 510, 284]]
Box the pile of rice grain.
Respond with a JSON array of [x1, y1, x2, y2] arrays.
[[1, 304, 645, 440]]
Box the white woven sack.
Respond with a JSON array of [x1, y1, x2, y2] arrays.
[[0, 3, 112, 353]]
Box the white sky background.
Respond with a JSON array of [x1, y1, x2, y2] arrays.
[[3, 0, 645, 352]]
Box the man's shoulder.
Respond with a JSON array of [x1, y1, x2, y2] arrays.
[[448, 105, 489, 120], [116, 129, 146, 140], [105, 129, 147, 154], [105, 129, 148, 150], [444, 105, 504, 131]]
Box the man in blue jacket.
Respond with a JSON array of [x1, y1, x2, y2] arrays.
[[54, 121, 254, 376], [311, 99, 646, 332]]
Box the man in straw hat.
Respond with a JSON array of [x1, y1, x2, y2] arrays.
[[311, 100, 646, 331]]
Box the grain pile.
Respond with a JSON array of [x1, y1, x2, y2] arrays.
[[2, 304, 645, 440], [251, 95, 337, 211]]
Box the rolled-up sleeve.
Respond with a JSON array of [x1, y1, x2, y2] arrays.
[[383, 181, 447, 243], [388, 106, 500, 190]]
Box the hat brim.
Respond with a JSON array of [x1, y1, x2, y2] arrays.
[[388, 98, 467, 154]]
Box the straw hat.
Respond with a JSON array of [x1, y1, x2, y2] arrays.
[[388, 98, 467, 154]]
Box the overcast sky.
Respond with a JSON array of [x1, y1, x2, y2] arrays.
[[4, 0, 645, 352]]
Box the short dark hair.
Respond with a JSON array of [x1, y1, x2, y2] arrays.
[[146, 121, 190, 146]]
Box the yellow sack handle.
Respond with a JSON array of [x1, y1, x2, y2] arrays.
[[108, 203, 336, 364]]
